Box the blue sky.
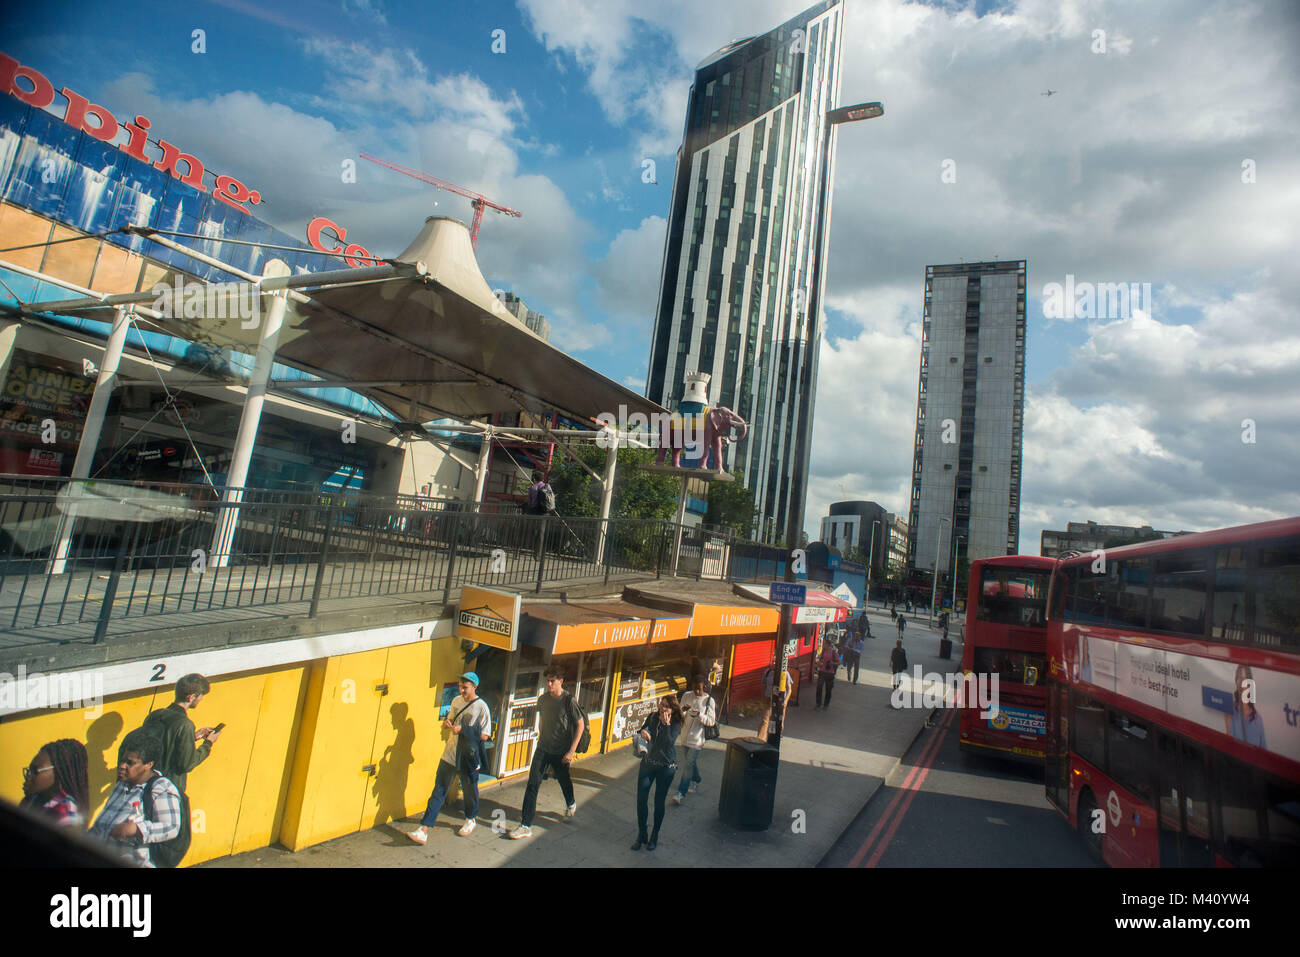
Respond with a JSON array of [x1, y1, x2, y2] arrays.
[[4, 0, 1299, 548]]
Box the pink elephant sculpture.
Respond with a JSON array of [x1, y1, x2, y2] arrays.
[[702, 406, 747, 472], [656, 412, 702, 467], [655, 406, 749, 471]]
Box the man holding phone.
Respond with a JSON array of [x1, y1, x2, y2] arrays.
[[673, 676, 717, 804], [140, 673, 222, 793]]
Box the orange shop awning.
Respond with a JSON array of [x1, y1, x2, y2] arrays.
[[520, 601, 692, 656]]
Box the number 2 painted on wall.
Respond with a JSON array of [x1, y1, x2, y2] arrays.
[[150, 663, 166, 682]]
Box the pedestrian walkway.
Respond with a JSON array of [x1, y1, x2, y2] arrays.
[[202, 607, 962, 868]]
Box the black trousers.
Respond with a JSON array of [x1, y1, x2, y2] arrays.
[[636, 764, 676, 838], [843, 650, 860, 683], [816, 673, 835, 707], [520, 749, 575, 826]]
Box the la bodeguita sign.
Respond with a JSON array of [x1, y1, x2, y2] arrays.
[[0, 53, 264, 215]]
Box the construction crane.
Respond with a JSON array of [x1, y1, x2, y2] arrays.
[[359, 151, 522, 250]]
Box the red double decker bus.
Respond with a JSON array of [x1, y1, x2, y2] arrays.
[[1044, 517, 1300, 867], [959, 555, 1055, 761]]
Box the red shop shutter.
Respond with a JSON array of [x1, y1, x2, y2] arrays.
[[729, 638, 775, 703]]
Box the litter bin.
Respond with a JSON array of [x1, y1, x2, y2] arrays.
[[939, 637, 952, 659], [718, 736, 779, 830]]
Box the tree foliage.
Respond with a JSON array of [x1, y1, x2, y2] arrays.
[[543, 444, 679, 521], [704, 468, 755, 536]]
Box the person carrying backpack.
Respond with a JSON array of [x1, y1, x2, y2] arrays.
[[407, 671, 492, 844], [140, 672, 221, 794], [509, 666, 584, 839], [88, 729, 186, 868], [526, 470, 555, 516]]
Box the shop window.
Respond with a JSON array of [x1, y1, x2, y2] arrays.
[[577, 651, 610, 717]]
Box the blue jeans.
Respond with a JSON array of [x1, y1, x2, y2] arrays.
[[420, 758, 479, 826], [637, 764, 676, 838], [677, 745, 702, 796]]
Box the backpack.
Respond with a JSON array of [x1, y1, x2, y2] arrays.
[[139, 774, 191, 868], [540, 484, 556, 513], [566, 693, 592, 753]]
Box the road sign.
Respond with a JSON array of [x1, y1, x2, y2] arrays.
[[768, 582, 807, 605]]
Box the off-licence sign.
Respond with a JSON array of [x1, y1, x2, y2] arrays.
[[768, 582, 807, 605]]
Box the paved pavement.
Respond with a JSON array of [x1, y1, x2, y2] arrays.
[[204, 605, 962, 868]]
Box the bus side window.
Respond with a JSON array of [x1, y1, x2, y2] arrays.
[[1211, 546, 1248, 643], [1252, 537, 1300, 650], [1264, 777, 1300, 865], [1215, 754, 1265, 867]]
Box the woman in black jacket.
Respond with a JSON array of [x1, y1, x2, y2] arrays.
[[632, 695, 682, 851]]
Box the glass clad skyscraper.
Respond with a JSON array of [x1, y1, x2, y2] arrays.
[[907, 260, 1027, 576], [647, 0, 844, 541]]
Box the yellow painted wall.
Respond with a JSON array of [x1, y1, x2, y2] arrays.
[[2, 632, 500, 860], [0, 689, 156, 816], [280, 634, 466, 851], [0, 664, 308, 865]]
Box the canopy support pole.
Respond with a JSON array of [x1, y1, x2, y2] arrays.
[[211, 260, 291, 568], [50, 304, 133, 575]]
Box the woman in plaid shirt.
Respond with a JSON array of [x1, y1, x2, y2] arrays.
[[21, 738, 89, 827], [89, 730, 183, 868]]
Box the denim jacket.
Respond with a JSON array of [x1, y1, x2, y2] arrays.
[[637, 713, 681, 769]]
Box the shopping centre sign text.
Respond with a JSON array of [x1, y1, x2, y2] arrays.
[[0, 53, 265, 215]]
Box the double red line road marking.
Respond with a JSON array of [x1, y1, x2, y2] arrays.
[[847, 705, 956, 868]]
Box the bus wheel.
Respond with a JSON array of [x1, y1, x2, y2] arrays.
[[1077, 790, 1104, 863]]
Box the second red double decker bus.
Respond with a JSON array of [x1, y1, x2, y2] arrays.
[[1044, 517, 1300, 867], [959, 555, 1056, 761]]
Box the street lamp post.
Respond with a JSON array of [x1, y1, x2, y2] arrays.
[[770, 100, 883, 751], [951, 535, 965, 613], [929, 517, 949, 624], [865, 519, 880, 606]]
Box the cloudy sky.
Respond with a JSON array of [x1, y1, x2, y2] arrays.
[[5, 0, 1299, 549]]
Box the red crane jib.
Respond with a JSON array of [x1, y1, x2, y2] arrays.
[[360, 152, 520, 248]]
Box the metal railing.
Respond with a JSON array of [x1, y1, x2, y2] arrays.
[[0, 476, 746, 644]]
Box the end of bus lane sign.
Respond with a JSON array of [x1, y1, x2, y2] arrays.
[[769, 582, 807, 604]]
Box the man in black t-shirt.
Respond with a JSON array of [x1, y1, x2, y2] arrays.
[[509, 665, 585, 839]]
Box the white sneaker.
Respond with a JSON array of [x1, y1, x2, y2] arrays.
[[406, 827, 427, 845], [457, 819, 476, 837], [509, 825, 532, 840], [566, 804, 577, 820], [688, 782, 698, 794], [672, 792, 684, 805]]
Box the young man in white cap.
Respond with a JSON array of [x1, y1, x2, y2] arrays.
[[408, 672, 492, 843]]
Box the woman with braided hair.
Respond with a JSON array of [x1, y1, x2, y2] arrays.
[[21, 738, 89, 828]]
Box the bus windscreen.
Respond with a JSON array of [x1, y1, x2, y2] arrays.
[[978, 567, 1051, 626]]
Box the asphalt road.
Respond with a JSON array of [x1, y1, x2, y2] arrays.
[[820, 704, 1100, 868]]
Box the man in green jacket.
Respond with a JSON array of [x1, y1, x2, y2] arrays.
[[140, 673, 222, 793]]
